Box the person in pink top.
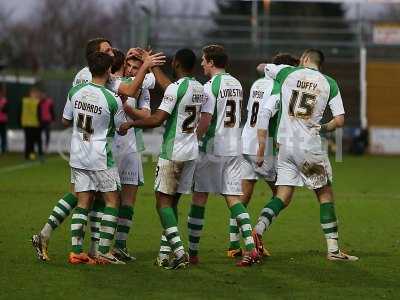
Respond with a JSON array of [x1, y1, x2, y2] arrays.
[[39, 93, 55, 152], [0, 86, 8, 154]]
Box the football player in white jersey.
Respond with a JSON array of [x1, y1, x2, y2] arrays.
[[227, 53, 299, 258], [31, 39, 165, 262], [109, 49, 153, 261], [62, 52, 128, 264], [187, 45, 259, 267], [120, 49, 208, 270], [252, 49, 358, 261]]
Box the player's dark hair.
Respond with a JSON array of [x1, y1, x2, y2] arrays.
[[88, 52, 113, 77], [302, 48, 325, 68], [85, 38, 112, 61], [202, 44, 228, 68], [174, 48, 196, 72], [111, 48, 125, 74], [272, 53, 299, 67]]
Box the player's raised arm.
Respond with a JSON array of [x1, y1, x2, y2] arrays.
[[117, 51, 166, 97], [151, 66, 172, 91]]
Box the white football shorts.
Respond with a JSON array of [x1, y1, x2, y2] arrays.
[[275, 145, 333, 190], [154, 157, 196, 196], [71, 167, 121, 193], [194, 152, 242, 196], [114, 151, 144, 186], [241, 154, 277, 182]]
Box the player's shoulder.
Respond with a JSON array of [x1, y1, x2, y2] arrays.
[[73, 66, 91, 86], [68, 82, 90, 99]]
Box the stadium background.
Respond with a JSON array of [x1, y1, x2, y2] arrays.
[[1, 1, 400, 300]]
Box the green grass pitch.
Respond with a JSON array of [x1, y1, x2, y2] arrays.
[[0, 153, 399, 299]]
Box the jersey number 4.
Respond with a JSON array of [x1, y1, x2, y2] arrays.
[[288, 90, 317, 119], [77, 113, 94, 141]]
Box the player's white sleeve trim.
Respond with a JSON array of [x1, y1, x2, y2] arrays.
[[114, 96, 127, 130], [200, 83, 215, 114], [62, 99, 73, 120], [158, 83, 178, 114], [143, 72, 156, 90], [257, 107, 273, 130], [329, 91, 345, 116], [138, 89, 151, 110]]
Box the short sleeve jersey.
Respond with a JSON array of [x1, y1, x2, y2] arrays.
[[264, 64, 345, 151], [113, 76, 152, 154], [158, 77, 205, 161], [242, 76, 280, 156], [200, 73, 243, 156], [63, 82, 126, 171]]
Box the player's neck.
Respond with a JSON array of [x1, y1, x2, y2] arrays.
[[92, 76, 108, 86], [209, 68, 226, 78], [176, 70, 193, 79], [303, 63, 319, 71]]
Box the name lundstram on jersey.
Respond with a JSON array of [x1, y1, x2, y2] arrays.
[[74, 100, 103, 115], [219, 88, 243, 99]]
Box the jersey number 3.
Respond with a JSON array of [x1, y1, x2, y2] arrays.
[[77, 113, 94, 141], [288, 90, 316, 119]]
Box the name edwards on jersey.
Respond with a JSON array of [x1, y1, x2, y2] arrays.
[[74, 91, 103, 115]]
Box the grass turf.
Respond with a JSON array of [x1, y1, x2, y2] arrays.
[[0, 153, 399, 299]]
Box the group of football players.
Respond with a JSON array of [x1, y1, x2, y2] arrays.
[[31, 37, 358, 269]]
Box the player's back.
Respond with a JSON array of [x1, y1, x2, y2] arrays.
[[68, 82, 122, 171], [242, 76, 275, 155], [269, 65, 342, 151], [160, 77, 205, 161], [201, 73, 243, 156]]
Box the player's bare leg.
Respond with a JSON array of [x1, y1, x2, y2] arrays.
[[187, 192, 208, 264], [112, 184, 138, 261], [156, 191, 188, 270], [253, 185, 293, 256], [315, 184, 358, 261], [225, 195, 259, 267], [68, 191, 96, 265]]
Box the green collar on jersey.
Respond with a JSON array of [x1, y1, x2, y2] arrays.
[[89, 82, 105, 88]]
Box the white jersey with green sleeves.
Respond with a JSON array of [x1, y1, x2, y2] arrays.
[[200, 72, 243, 156], [242, 76, 280, 156], [264, 64, 345, 151], [63, 82, 126, 171], [158, 77, 205, 161], [113, 76, 151, 154]]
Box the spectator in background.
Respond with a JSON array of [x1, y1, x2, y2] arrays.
[[21, 86, 43, 160], [39, 93, 55, 152], [0, 86, 8, 154]]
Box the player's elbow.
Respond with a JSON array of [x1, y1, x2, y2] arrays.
[[62, 118, 72, 128], [334, 115, 345, 128], [256, 63, 266, 75]]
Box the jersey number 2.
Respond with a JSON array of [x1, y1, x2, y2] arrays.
[[182, 105, 197, 133]]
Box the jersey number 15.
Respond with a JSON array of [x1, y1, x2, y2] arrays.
[[288, 90, 317, 119]]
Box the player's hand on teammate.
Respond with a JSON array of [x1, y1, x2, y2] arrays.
[[118, 122, 132, 136], [126, 47, 145, 60], [142, 50, 166, 68]]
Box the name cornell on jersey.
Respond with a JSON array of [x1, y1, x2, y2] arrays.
[[74, 100, 103, 115], [219, 88, 242, 98]]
